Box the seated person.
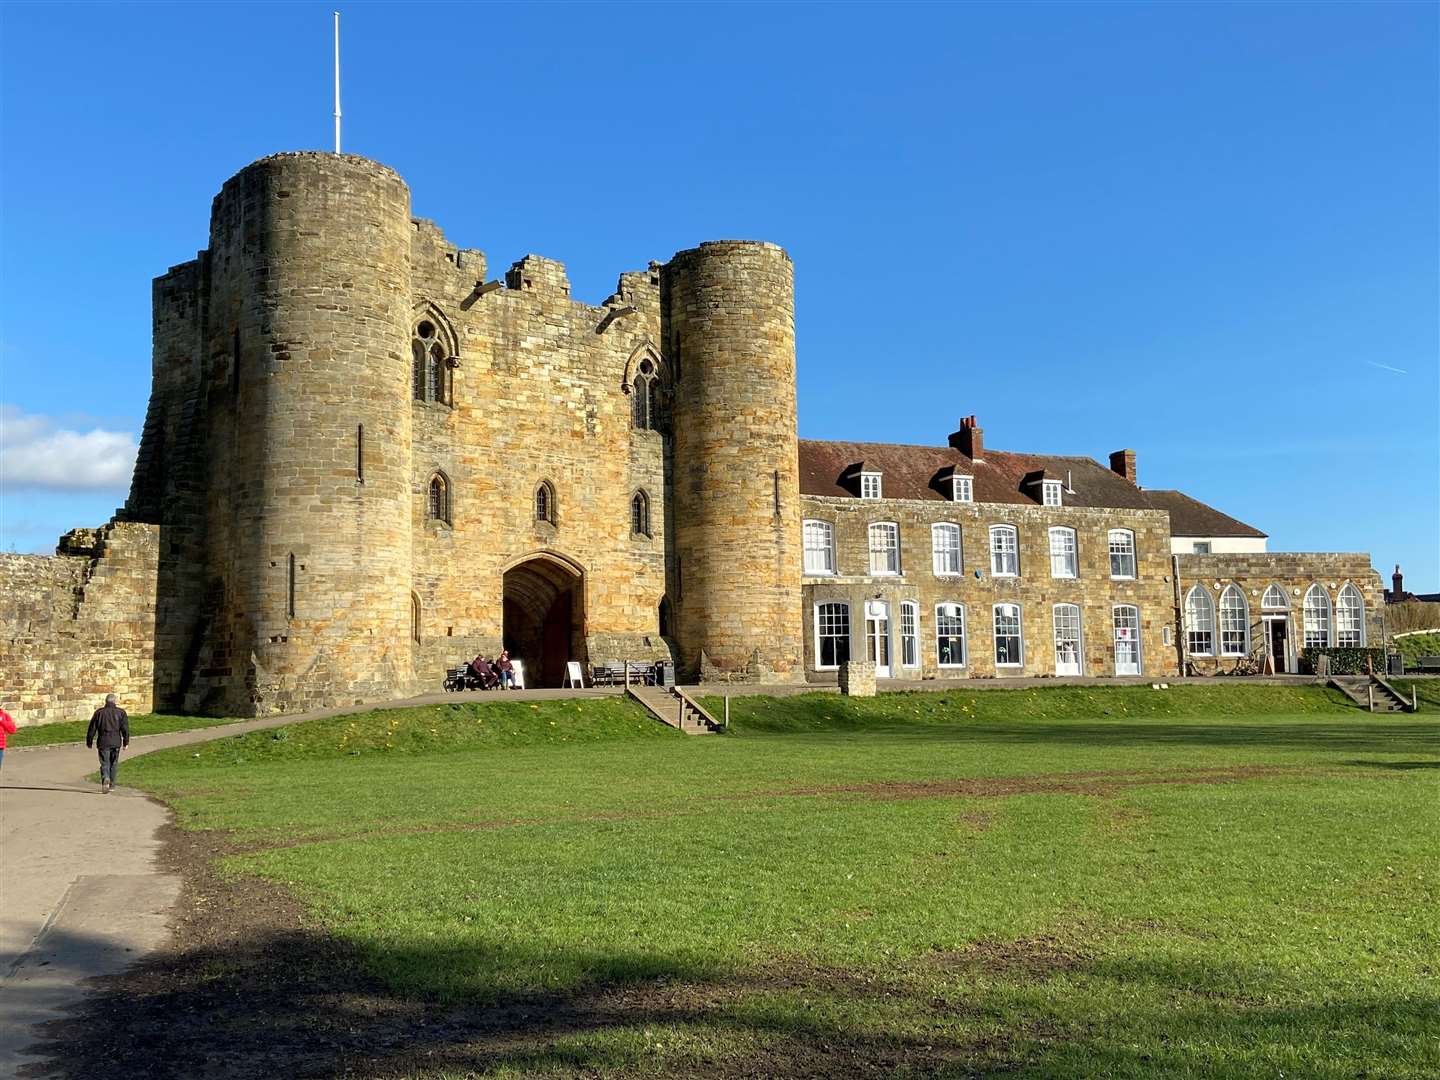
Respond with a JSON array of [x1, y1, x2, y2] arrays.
[[470, 655, 499, 689]]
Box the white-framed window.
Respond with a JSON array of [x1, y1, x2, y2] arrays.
[[1053, 603, 1083, 675], [989, 525, 1019, 577], [936, 602, 966, 667], [860, 471, 882, 499], [1261, 584, 1288, 609], [952, 475, 973, 503], [1042, 479, 1063, 507], [815, 602, 851, 669], [1192, 541, 1212, 554], [1336, 584, 1365, 647], [993, 603, 1023, 666], [802, 520, 835, 576], [1219, 585, 1249, 657], [1184, 585, 1214, 656], [1303, 585, 1331, 650], [1048, 527, 1077, 578], [868, 522, 901, 576], [931, 522, 962, 575], [900, 601, 919, 667], [1108, 529, 1136, 579]]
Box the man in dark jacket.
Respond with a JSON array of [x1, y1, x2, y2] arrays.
[[85, 693, 130, 793]]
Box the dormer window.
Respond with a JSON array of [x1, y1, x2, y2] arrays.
[[860, 472, 882, 499], [952, 475, 973, 503], [1042, 480, 1063, 507]]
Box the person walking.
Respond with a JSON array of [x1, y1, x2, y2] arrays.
[[0, 704, 16, 771], [85, 694, 130, 793]]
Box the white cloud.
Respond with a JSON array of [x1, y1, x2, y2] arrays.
[[0, 404, 138, 492]]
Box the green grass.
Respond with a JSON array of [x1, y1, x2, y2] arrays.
[[6, 711, 242, 748], [126, 685, 1440, 1078], [1395, 631, 1440, 663]]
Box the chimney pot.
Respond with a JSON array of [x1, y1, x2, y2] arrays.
[[949, 416, 984, 460]]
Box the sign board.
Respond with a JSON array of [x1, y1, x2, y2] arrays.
[[511, 659, 527, 690], [565, 661, 584, 688]]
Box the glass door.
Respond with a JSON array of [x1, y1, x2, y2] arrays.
[[1113, 605, 1141, 676], [865, 600, 892, 678]]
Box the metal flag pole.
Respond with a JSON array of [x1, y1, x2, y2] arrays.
[[333, 11, 342, 153]]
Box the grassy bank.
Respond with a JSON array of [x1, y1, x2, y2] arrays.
[[119, 685, 1438, 1077], [6, 711, 240, 749]]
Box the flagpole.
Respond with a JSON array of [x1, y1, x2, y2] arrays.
[[333, 11, 342, 153]]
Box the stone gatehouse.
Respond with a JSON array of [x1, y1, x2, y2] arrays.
[[0, 151, 1383, 723]]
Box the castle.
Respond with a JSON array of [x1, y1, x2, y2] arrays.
[[0, 153, 1383, 723]]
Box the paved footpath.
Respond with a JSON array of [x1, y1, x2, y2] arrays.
[[0, 686, 620, 1076]]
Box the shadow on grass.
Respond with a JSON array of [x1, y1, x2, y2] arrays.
[[21, 925, 1435, 1080]]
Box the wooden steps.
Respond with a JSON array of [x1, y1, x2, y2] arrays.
[[626, 684, 720, 734]]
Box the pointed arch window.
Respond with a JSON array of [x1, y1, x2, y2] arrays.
[[1262, 584, 1289, 610], [1303, 585, 1332, 650], [427, 472, 451, 524], [632, 357, 662, 431], [535, 481, 556, 525], [1336, 584, 1365, 647], [631, 489, 651, 537], [413, 319, 451, 405], [1184, 586, 1214, 656], [1219, 585, 1249, 657]]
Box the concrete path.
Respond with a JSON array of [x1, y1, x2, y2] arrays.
[[0, 686, 621, 1076]]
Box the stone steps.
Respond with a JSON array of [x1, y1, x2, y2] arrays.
[[626, 685, 718, 734]]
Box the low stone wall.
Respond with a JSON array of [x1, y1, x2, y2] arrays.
[[0, 523, 160, 727]]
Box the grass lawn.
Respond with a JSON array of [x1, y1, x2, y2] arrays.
[[6, 711, 242, 748], [125, 685, 1439, 1078]]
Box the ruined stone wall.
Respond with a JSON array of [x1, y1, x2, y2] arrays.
[[800, 496, 1179, 679], [1174, 552, 1383, 674], [404, 222, 673, 687], [0, 524, 159, 726]]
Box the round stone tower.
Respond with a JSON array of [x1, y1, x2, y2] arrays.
[[208, 153, 414, 713], [664, 241, 803, 681]]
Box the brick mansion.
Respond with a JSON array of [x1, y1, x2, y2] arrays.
[[0, 153, 1383, 723]]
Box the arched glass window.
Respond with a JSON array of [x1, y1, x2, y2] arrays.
[[535, 481, 556, 525], [989, 525, 1019, 577], [633, 358, 661, 431], [427, 473, 450, 524], [1262, 584, 1288, 609], [1053, 603, 1083, 675], [936, 602, 966, 667], [631, 490, 651, 536], [1048, 526, 1077, 578], [993, 603, 1023, 666], [802, 520, 835, 575], [1219, 585, 1249, 657], [1303, 585, 1332, 650], [1185, 586, 1214, 656], [1336, 584, 1365, 647], [413, 319, 449, 405], [931, 523, 962, 575], [868, 522, 900, 576], [815, 602, 850, 669], [1108, 529, 1136, 578]]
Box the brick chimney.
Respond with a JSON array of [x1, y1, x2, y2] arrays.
[[1393, 564, 1404, 599], [948, 415, 984, 461], [1109, 449, 1137, 486]]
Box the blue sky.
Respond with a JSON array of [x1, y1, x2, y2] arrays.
[[2, 2, 1436, 584]]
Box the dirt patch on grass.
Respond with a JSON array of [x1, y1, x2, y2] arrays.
[[22, 826, 1052, 1079], [765, 763, 1326, 802], [934, 935, 1093, 979]]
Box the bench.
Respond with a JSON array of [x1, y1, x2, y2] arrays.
[[589, 661, 655, 686], [1412, 655, 1440, 674]]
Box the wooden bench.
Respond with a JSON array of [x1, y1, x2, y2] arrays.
[[1412, 655, 1440, 674], [590, 661, 655, 686]]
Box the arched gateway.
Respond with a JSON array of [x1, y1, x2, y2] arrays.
[[501, 553, 586, 688]]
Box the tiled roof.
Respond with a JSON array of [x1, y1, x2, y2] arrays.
[[1139, 490, 1267, 539], [797, 439, 1154, 509]]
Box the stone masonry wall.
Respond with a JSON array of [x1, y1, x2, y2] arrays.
[[800, 496, 1179, 680], [0, 523, 160, 726], [1175, 552, 1383, 674]]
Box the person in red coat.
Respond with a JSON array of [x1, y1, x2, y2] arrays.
[[0, 705, 16, 772]]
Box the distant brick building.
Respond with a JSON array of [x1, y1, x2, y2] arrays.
[[0, 152, 1384, 722]]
